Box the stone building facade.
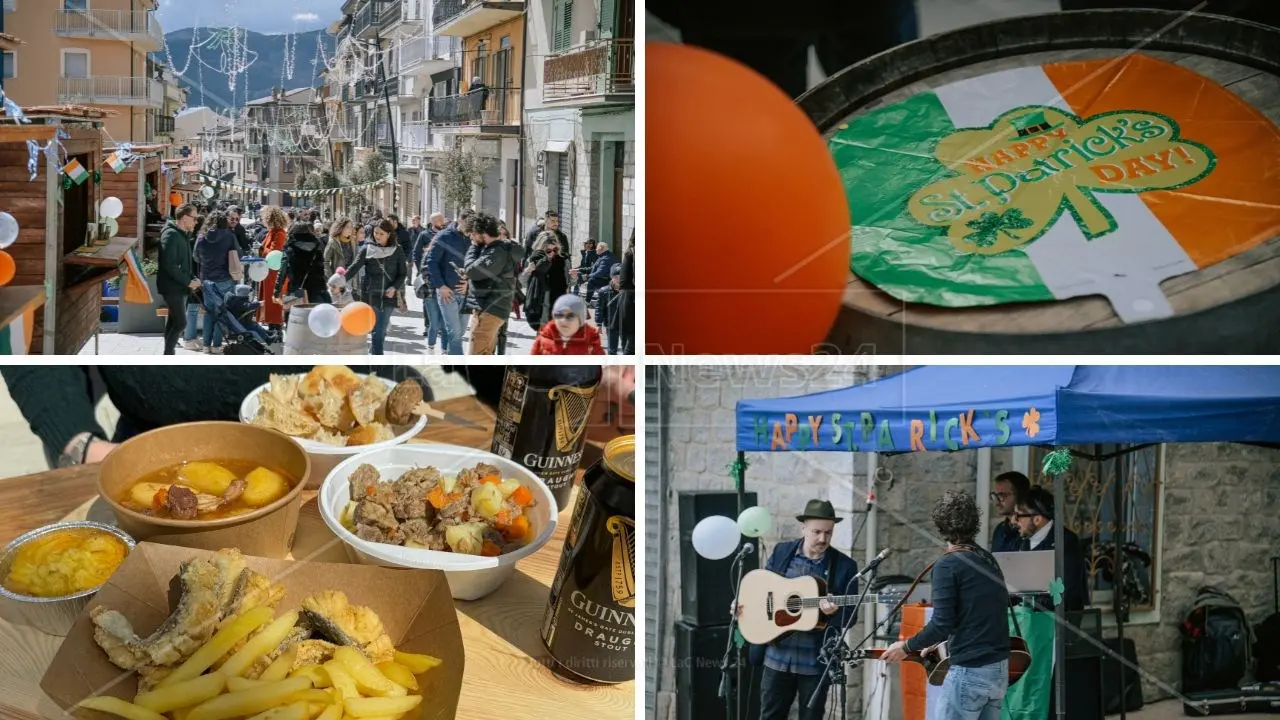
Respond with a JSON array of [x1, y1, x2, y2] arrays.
[[648, 366, 1280, 720]]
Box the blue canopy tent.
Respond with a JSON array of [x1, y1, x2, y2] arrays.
[[732, 366, 1280, 720]]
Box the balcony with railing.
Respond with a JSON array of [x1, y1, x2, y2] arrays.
[[353, 2, 377, 38], [543, 38, 634, 104], [428, 87, 519, 133], [379, 0, 403, 26], [400, 121, 432, 150], [433, 0, 523, 38], [55, 9, 165, 50], [155, 115, 176, 135], [59, 76, 164, 108], [399, 35, 456, 77]]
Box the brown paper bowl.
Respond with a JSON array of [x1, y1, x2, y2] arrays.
[[97, 422, 311, 559]]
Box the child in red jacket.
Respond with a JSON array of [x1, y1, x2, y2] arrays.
[[531, 294, 604, 355]]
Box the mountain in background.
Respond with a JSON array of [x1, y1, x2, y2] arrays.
[[158, 27, 337, 113]]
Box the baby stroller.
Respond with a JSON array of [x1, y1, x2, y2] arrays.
[[207, 282, 275, 355]]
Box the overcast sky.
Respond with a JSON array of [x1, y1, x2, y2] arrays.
[[157, 0, 346, 34]]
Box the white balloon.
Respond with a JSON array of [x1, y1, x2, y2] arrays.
[[0, 212, 17, 249], [100, 196, 124, 219], [307, 303, 342, 339], [201, 186, 215, 199], [692, 515, 741, 561], [104, 217, 119, 238], [247, 262, 269, 282]]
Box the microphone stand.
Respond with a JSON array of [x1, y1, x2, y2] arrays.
[[807, 565, 878, 718], [719, 542, 753, 720]]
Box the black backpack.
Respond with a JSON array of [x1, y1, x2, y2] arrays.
[[1181, 586, 1255, 692]]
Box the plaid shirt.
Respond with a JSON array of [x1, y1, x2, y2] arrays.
[[763, 546, 829, 676]]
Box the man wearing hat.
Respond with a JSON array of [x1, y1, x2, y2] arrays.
[[735, 499, 859, 720]]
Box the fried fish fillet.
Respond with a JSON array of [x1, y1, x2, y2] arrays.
[[301, 366, 362, 397], [347, 423, 394, 447], [300, 590, 395, 664], [349, 375, 390, 428]]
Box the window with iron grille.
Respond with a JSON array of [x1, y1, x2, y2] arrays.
[[1, 52, 15, 80]]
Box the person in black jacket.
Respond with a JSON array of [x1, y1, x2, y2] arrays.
[[881, 490, 1011, 719], [1013, 486, 1089, 612], [227, 206, 253, 254], [520, 232, 569, 331], [344, 219, 408, 355], [388, 214, 415, 283], [274, 221, 331, 308], [990, 471, 1032, 553], [616, 231, 635, 355]]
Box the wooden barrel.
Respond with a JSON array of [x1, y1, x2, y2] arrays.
[[800, 10, 1280, 353], [283, 305, 368, 355]]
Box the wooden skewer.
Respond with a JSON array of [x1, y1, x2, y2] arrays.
[[412, 401, 448, 421]]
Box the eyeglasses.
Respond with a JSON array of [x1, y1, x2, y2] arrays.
[[989, 492, 1010, 501], [553, 311, 577, 321]]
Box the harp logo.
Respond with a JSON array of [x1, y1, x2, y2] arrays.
[[908, 106, 1216, 255], [607, 516, 635, 608], [548, 384, 598, 452]]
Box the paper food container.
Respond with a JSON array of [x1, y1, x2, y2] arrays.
[[97, 422, 310, 559], [41, 542, 465, 720], [240, 377, 429, 488], [319, 444, 557, 601]]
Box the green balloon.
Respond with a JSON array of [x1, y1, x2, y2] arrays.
[[265, 250, 284, 271], [737, 506, 773, 538]]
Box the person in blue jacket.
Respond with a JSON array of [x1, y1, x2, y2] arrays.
[[736, 499, 858, 720], [583, 241, 616, 304], [423, 210, 474, 355]]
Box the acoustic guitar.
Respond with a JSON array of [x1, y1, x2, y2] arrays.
[[736, 569, 861, 645], [864, 635, 1032, 687]]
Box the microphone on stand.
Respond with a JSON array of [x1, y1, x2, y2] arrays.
[[854, 547, 893, 580]]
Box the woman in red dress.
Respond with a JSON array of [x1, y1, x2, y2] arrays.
[[257, 206, 288, 328]]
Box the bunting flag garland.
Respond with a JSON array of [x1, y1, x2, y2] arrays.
[[121, 246, 154, 305], [63, 159, 90, 186], [106, 153, 128, 173], [0, 87, 30, 125], [196, 171, 392, 198], [26, 129, 70, 182]]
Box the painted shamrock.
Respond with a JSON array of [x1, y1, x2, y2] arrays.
[[1022, 408, 1040, 438], [908, 106, 1216, 255]]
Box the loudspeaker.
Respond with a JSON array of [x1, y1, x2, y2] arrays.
[[1063, 656, 1104, 720], [678, 491, 760, 626], [1101, 637, 1145, 713], [675, 621, 761, 720]]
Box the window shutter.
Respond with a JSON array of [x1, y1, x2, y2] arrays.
[[551, 0, 569, 52], [598, 0, 616, 38]]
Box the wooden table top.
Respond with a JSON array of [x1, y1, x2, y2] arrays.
[[0, 285, 45, 334], [0, 396, 633, 720]]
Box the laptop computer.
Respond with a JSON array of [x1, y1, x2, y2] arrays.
[[994, 550, 1055, 594]]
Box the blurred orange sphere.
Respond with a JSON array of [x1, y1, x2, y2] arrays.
[[340, 301, 376, 335], [646, 42, 851, 355], [0, 250, 13, 286]]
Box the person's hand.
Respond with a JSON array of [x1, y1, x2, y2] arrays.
[[85, 440, 119, 465], [730, 601, 742, 618], [438, 286, 454, 303], [819, 596, 838, 616], [880, 640, 910, 663], [385, 288, 396, 298], [455, 278, 468, 296], [588, 365, 635, 442], [188, 279, 200, 290]]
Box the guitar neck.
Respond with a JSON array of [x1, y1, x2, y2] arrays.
[[798, 594, 862, 609]]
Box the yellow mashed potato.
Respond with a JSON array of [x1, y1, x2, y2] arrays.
[[2, 528, 128, 597]]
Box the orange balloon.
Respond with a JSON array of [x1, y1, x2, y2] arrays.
[[647, 43, 851, 354], [0, 250, 13, 287], [340, 301, 376, 335]]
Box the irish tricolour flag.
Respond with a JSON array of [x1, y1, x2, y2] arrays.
[[0, 307, 35, 355], [832, 54, 1280, 323]]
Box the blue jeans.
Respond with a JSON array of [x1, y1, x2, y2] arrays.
[[423, 295, 442, 347], [201, 278, 236, 348], [933, 660, 1007, 720], [183, 296, 201, 341], [370, 304, 395, 355], [436, 293, 466, 355]]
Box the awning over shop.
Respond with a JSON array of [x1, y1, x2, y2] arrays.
[[735, 366, 1280, 453]]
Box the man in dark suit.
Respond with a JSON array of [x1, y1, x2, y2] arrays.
[[990, 471, 1032, 552], [734, 499, 858, 720], [1013, 486, 1089, 612]]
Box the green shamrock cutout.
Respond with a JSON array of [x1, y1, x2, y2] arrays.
[[1048, 577, 1065, 606], [963, 208, 1035, 248]]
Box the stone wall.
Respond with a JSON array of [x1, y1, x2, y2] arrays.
[[654, 368, 1280, 719]]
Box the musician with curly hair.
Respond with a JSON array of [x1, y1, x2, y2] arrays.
[[881, 490, 1011, 720]]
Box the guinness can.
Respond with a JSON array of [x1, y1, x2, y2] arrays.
[[490, 365, 602, 511], [542, 435, 635, 684]]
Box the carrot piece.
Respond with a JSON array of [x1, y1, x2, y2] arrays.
[[510, 486, 534, 507], [480, 475, 501, 485], [427, 486, 448, 509], [504, 514, 530, 541], [152, 487, 169, 512], [480, 541, 502, 557]]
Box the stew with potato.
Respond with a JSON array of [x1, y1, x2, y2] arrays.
[[121, 460, 296, 520]]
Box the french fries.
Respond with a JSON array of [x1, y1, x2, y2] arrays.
[[221, 611, 301, 677], [334, 647, 405, 697], [342, 695, 422, 718], [392, 650, 442, 674], [289, 689, 336, 704], [158, 606, 275, 687], [290, 664, 332, 688], [134, 672, 226, 713], [226, 676, 267, 693], [262, 646, 299, 681], [76, 696, 168, 720], [316, 704, 344, 720], [244, 702, 309, 720], [186, 676, 312, 720], [375, 661, 418, 691], [323, 659, 361, 700]]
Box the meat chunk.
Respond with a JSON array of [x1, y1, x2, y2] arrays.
[[399, 466, 443, 489], [355, 524, 387, 544], [347, 464, 380, 501], [353, 499, 398, 533], [400, 518, 444, 550], [166, 485, 198, 519], [482, 527, 505, 548], [391, 483, 429, 521], [455, 467, 479, 491], [221, 478, 247, 506], [439, 496, 470, 522], [474, 462, 501, 479]]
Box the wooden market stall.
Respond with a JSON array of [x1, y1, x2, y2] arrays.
[[0, 108, 133, 354]]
